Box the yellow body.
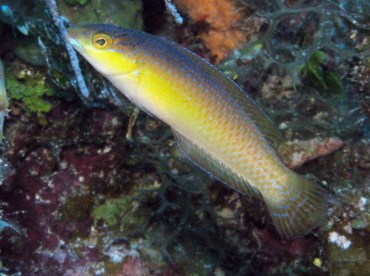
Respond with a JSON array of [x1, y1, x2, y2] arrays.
[[134, 61, 289, 201], [68, 24, 327, 238]]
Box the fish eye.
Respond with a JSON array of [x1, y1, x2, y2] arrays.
[[92, 33, 112, 49]]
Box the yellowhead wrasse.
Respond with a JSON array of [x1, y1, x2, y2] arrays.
[[67, 24, 328, 238]]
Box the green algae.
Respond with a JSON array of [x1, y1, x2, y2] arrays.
[[93, 197, 133, 226], [5, 69, 56, 114], [300, 50, 344, 96], [58, 0, 143, 30], [64, 0, 91, 6]]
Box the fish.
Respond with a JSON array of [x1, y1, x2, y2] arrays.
[[0, 59, 9, 140], [67, 24, 328, 238]]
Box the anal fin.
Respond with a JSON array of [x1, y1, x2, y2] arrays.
[[173, 130, 260, 198]]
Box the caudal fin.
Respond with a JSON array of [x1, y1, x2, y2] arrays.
[[265, 174, 328, 239]]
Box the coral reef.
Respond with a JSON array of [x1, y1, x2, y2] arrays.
[[0, 0, 369, 275]]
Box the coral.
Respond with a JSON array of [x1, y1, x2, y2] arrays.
[[175, 0, 245, 62]]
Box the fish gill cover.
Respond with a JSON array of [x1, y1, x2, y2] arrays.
[[0, 0, 368, 275]]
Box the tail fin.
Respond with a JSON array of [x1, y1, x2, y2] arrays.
[[265, 174, 328, 239]]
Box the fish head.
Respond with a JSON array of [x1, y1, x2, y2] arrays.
[[67, 24, 139, 77]]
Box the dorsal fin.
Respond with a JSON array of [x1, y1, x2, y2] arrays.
[[174, 44, 292, 164], [173, 130, 261, 198]]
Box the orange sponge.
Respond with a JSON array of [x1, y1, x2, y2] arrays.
[[175, 0, 245, 62]]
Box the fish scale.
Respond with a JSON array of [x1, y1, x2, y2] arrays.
[[67, 24, 328, 238]]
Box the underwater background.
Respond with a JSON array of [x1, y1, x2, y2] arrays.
[[0, 0, 369, 275]]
